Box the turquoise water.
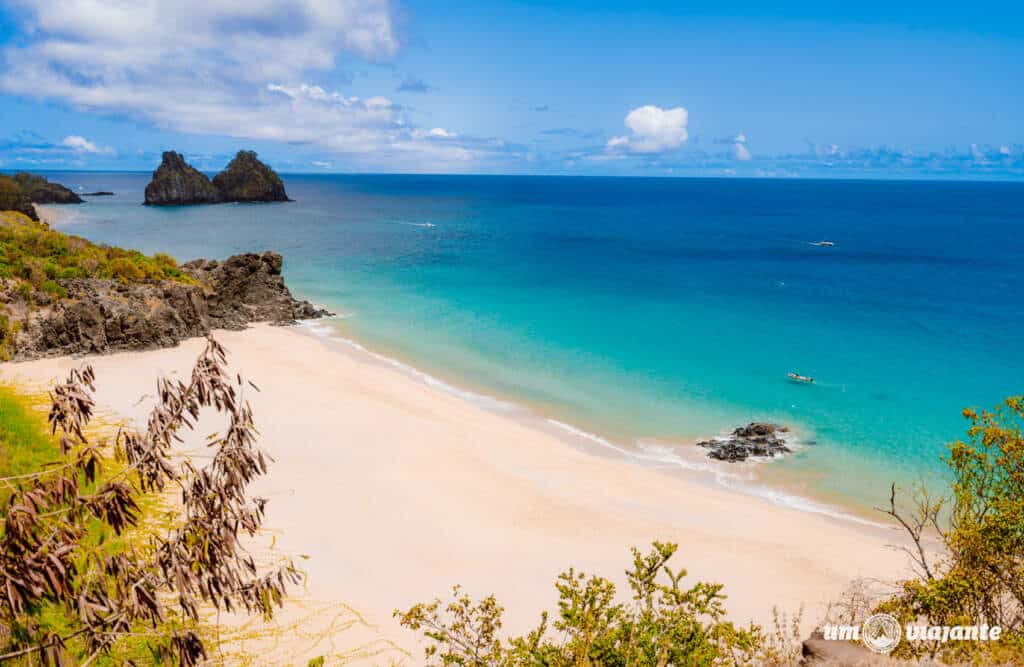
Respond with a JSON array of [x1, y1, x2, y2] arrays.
[[37, 172, 1024, 511]]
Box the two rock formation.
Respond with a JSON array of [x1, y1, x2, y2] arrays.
[[144, 151, 290, 206], [6, 251, 329, 360]]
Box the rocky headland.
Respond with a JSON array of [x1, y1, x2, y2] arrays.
[[12, 173, 84, 204], [0, 175, 40, 221], [144, 150, 289, 206], [697, 422, 791, 462], [3, 250, 329, 360], [0, 173, 84, 221]]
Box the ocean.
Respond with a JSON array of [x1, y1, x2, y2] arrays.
[[37, 172, 1024, 515]]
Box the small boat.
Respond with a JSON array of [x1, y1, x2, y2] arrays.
[[787, 372, 814, 384], [810, 240, 835, 247]]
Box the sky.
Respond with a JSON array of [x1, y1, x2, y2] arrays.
[[0, 0, 1021, 178]]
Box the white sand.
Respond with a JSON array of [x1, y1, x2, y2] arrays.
[[2, 324, 913, 664]]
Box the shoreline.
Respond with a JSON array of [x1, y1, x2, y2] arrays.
[[1, 323, 914, 661], [15, 201, 894, 526], [299, 318, 888, 529]]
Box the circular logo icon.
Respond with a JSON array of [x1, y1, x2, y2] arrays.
[[861, 613, 902, 654]]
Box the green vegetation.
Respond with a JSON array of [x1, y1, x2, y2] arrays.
[[397, 542, 802, 666], [10, 172, 63, 196], [0, 210, 192, 293], [0, 176, 36, 220], [0, 386, 60, 504], [875, 395, 1024, 664]]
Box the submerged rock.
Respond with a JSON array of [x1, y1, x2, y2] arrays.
[[144, 151, 221, 206], [211, 150, 290, 202], [697, 422, 791, 462]]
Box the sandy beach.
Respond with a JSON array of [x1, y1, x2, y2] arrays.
[[1, 324, 914, 663]]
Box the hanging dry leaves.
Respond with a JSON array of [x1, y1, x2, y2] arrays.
[[0, 336, 299, 665]]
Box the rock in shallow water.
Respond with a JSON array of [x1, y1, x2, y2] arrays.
[[697, 422, 791, 462]]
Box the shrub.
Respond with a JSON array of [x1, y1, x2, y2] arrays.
[[877, 395, 1024, 663], [0, 211, 192, 300], [39, 279, 66, 299], [105, 256, 146, 282], [398, 542, 775, 666]]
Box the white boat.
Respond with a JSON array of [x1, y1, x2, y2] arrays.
[[787, 372, 814, 384], [810, 240, 835, 247]]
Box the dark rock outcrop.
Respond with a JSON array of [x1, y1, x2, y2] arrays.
[[7, 279, 210, 359], [6, 251, 330, 360], [81, 191, 115, 197], [182, 252, 326, 328], [143, 150, 290, 205], [14, 173, 84, 204], [144, 151, 221, 206], [211, 151, 289, 202], [802, 631, 879, 665], [697, 422, 791, 462]]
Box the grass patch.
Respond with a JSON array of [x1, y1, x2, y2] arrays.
[[0, 384, 61, 506], [0, 382, 188, 665]]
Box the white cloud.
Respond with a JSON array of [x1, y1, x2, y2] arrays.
[[606, 105, 689, 154], [411, 127, 457, 139], [61, 135, 114, 155], [0, 1, 498, 170], [733, 133, 752, 161]]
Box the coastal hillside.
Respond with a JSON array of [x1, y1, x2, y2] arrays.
[[0, 210, 326, 360], [9, 172, 83, 204], [144, 150, 290, 205], [0, 173, 83, 221]]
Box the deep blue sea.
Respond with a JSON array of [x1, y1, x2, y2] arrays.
[[35, 172, 1024, 513]]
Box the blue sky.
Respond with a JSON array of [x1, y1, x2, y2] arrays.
[[0, 0, 1021, 178]]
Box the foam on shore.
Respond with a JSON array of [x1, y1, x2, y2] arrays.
[[297, 317, 883, 528]]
